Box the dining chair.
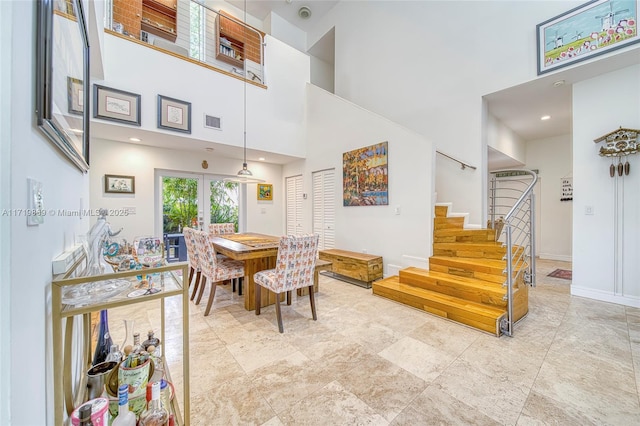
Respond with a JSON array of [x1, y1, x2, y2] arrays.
[[193, 229, 245, 316], [254, 234, 319, 333], [208, 222, 243, 295], [182, 227, 202, 299]]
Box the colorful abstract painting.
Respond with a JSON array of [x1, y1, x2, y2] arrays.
[[343, 141, 388, 206]]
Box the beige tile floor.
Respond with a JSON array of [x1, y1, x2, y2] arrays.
[[109, 259, 640, 425]]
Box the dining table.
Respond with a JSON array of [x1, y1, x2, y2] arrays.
[[210, 232, 282, 311]]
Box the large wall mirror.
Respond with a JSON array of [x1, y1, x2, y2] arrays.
[[36, 0, 90, 172]]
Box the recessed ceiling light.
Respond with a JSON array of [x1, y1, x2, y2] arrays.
[[258, 157, 266, 161], [129, 137, 141, 142], [205, 147, 214, 152], [540, 115, 551, 121], [553, 80, 565, 87]]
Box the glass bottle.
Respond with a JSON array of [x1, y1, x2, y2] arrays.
[[112, 384, 137, 426], [142, 330, 160, 351], [92, 309, 113, 366], [105, 344, 123, 363], [78, 404, 93, 425], [139, 381, 169, 426], [132, 332, 143, 354]]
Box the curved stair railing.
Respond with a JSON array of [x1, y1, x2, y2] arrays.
[[489, 169, 538, 337]]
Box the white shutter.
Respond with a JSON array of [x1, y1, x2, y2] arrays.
[[286, 175, 303, 236], [313, 169, 336, 250]]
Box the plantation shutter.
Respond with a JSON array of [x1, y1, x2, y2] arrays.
[[312, 169, 335, 250]]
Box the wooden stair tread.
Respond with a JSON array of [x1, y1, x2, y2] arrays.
[[434, 229, 495, 237], [400, 267, 505, 293]]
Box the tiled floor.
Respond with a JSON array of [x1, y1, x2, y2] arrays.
[[110, 259, 640, 425]]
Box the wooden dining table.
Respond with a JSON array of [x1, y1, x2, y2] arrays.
[[210, 233, 282, 311]]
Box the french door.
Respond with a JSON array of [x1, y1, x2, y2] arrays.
[[156, 170, 240, 236]]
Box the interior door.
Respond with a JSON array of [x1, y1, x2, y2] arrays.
[[312, 169, 336, 250], [285, 175, 303, 236]]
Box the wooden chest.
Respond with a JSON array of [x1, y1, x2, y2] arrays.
[[318, 249, 383, 288]]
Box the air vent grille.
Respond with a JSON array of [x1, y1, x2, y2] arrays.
[[204, 114, 222, 130]]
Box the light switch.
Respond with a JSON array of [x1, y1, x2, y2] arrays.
[[27, 178, 44, 226]]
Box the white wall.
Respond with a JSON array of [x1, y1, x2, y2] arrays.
[[572, 64, 640, 306], [90, 139, 284, 241], [310, 55, 334, 94], [306, 0, 584, 224], [4, 2, 91, 424], [525, 134, 572, 261], [265, 11, 307, 53], [487, 113, 526, 165], [100, 33, 309, 158], [283, 85, 434, 275]]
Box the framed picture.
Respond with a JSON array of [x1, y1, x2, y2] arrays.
[[343, 141, 388, 206], [67, 77, 83, 115], [93, 84, 141, 126], [257, 184, 273, 200], [157, 95, 191, 133], [537, 0, 639, 75], [36, 0, 90, 172], [104, 174, 135, 194]]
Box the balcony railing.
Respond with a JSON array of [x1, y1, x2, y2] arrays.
[[104, 0, 265, 85]]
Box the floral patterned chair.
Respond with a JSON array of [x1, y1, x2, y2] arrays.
[[182, 227, 200, 297], [193, 229, 245, 316], [208, 222, 243, 295], [254, 234, 319, 333]]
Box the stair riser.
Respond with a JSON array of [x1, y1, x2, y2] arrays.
[[399, 273, 507, 308], [433, 244, 523, 260], [433, 217, 465, 230], [434, 234, 495, 243], [428, 263, 505, 284], [435, 205, 449, 217], [373, 285, 501, 335]]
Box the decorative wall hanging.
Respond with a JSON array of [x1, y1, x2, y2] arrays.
[[561, 176, 573, 201], [93, 84, 141, 126], [257, 184, 273, 201], [536, 0, 639, 75], [104, 174, 135, 194], [594, 127, 639, 177], [157, 95, 191, 133], [343, 141, 388, 206]]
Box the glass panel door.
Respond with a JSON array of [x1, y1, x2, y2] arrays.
[[205, 177, 239, 231], [161, 174, 201, 233]]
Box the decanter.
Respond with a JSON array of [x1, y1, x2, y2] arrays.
[[139, 381, 169, 426]]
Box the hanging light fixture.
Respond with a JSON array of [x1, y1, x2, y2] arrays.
[[225, 0, 264, 184]]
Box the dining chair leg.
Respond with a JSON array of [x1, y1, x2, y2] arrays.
[[308, 286, 317, 321], [195, 276, 207, 305], [275, 295, 284, 333], [204, 281, 218, 316], [286, 290, 292, 305], [187, 267, 194, 287], [190, 271, 201, 301], [238, 277, 243, 296], [255, 283, 261, 315], [232, 278, 236, 293]]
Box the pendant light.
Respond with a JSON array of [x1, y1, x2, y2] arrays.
[[225, 0, 264, 184]]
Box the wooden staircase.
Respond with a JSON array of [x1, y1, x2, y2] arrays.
[[372, 204, 528, 336]]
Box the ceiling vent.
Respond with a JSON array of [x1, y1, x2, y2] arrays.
[[204, 114, 222, 130]]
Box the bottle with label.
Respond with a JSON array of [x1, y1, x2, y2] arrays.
[[78, 404, 93, 426], [139, 381, 169, 426], [92, 309, 113, 366], [111, 384, 136, 426], [105, 344, 123, 363]]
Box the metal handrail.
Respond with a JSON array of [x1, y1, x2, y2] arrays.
[[436, 150, 477, 170], [489, 169, 538, 337]]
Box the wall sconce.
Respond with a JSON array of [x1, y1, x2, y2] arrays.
[[202, 160, 209, 170], [594, 127, 639, 177]]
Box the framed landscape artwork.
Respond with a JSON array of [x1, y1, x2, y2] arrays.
[[343, 141, 388, 206], [104, 174, 135, 194], [257, 184, 273, 201], [537, 0, 639, 75], [93, 84, 141, 126]]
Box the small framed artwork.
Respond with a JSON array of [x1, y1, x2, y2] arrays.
[[257, 184, 273, 201], [536, 0, 640, 75], [93, 84, 141, 126], [157, 95, 191, 133], [104, 174, 135, 194], [67, 77, 83, 115]]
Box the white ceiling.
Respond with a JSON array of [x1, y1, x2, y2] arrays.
[[227, 0, 339, 32]]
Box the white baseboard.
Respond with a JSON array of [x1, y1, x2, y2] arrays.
[[386, 264, 403, 277], [571, 285, 640, 308], [538, 253, 572, 262]]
